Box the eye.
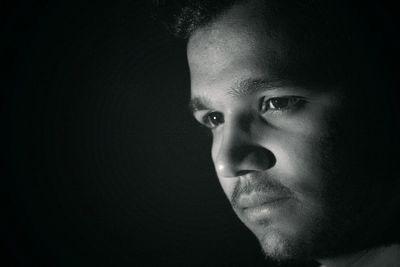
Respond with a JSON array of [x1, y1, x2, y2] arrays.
[[260, 96, 304, 113], [202, 111, 224, 129]]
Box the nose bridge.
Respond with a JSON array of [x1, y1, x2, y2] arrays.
[[218, 118, 247, 165], [214, 114, 273, 177]]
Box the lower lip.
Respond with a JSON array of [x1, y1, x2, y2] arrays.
[[243, 198, 291, 222]]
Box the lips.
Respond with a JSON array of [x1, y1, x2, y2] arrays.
[[237, 192, 291, 209], [236, 193, 293, 223]]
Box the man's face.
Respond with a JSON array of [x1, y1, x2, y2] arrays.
[[187, 0, 392, 261]]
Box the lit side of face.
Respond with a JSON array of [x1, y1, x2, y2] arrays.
[[187, 1, 345, 261]]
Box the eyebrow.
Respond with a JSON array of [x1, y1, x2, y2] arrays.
[[188, 78, 285, 113], [188, 97, 212, 113]]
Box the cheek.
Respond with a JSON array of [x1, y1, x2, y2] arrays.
[[211, 134, 220, 171], [267, 103, 336, 185], [266, 127, 330, 202], [273, 136, 323, 177]]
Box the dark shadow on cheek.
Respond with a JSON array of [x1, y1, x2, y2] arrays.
[[306, 94, 400, 257]]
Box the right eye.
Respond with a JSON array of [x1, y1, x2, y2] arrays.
[[202, 112, 224, 129]]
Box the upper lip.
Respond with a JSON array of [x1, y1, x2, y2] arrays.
[[237, 192, 291, 209]]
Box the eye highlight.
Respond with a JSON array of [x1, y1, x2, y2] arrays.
[[260, 96, 305, 113], [202, 111, 224, 129]]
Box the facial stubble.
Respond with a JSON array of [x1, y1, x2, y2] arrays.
[[228, 112, 377, 263]]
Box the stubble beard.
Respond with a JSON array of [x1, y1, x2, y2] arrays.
[[234, 121, 378, 263]]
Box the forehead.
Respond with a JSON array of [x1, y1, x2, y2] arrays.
[[187, 0, 286, 97], [187, 0, 277, 62]]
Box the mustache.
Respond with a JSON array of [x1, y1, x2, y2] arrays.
[[231, 173, 294, 208]]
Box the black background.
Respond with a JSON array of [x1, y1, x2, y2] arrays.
[[4, 1, 396, 266], [4, 1, 298, 266]]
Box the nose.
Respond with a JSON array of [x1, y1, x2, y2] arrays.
[[213, 120, 275, 178]]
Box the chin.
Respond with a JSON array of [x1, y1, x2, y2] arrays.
[[250, 209, 348, 262], [258, 227, 310, 262], [240, 206, 323, 262]]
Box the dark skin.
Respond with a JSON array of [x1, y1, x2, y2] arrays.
[[188, 0, 400, 265]]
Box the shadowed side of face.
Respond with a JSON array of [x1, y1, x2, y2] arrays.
[[187, 0, 399, 262]]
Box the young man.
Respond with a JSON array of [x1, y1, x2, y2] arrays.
[[158, 0, 400, 266]]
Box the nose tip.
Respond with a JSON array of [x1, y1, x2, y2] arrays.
[[215, 146, 275, 178]]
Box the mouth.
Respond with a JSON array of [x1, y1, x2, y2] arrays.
[[237, 192, 292, 208], [236, 193, 293, 222]]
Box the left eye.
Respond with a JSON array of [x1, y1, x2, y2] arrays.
[[260, 96, 304, 112]]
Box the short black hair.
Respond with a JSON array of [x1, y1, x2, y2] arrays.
[[153, 0, 239, 38], [154, 0, 396, 43], [155, 0, 398, 91]]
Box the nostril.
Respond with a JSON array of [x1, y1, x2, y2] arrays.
[[215, 146, 276, 178], [245, 148, 276, 170]]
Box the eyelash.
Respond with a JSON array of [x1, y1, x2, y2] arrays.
[[202, 111, 224, 130], [200, 96, 306, 129], [260, 96, 306, 114]]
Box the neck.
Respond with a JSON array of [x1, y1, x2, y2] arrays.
[[318, 244, 400, 267]]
